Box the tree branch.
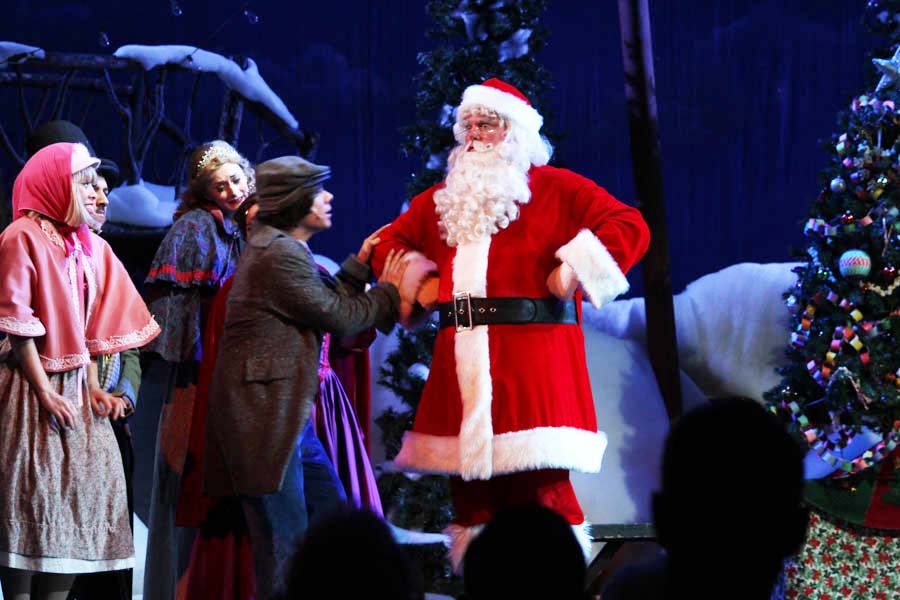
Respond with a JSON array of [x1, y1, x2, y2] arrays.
[[49, 69, 76, 121]]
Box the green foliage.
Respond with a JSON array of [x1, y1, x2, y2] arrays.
[[401, 0, 554, 198]]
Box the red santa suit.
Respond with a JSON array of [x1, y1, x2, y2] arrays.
[[373, 79, 650, 562]]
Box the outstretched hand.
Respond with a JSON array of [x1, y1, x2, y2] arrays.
[[378, 248, 409, 289], [357, 224, 391, 264]]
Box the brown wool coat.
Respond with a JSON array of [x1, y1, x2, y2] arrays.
[[203, 224, 400, 496]]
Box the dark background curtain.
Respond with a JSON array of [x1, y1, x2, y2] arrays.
[[0, 0, 880, 295]]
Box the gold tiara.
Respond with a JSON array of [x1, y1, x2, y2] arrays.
[[196, 144, 238, 174]]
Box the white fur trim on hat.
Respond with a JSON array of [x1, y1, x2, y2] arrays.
[[556, 229, 630, 309], [393, 426, 608, 477], [459, 84, 543, 134]]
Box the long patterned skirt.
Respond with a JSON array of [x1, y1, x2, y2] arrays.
[[0, 364, 133, 573]]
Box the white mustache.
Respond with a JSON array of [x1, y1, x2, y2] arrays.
[[467, 140, 495, 153]]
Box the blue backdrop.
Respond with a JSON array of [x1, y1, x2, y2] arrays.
[[0, 0, 883, 295]]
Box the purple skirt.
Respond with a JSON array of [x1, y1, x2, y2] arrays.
[[312, 366, 383, 516]]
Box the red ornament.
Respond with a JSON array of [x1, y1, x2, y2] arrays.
[[883, 265, 897, 281]]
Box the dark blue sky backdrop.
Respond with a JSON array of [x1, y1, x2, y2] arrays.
[[0, 1, 883, 296]]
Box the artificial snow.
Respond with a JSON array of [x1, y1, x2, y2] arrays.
[[113, 44, 298, 130], [498, 28, 532, 62], [0, 41, 44, 66], [107, 180, 178, 227], [584, 261, 883, 481]]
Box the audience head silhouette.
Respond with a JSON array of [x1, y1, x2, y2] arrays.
[[653, 396, 808, 597], [462, 504, 587, 600], [280, 508, 418, 599]]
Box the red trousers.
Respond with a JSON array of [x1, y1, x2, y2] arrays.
[[449, 468, 584, 526]]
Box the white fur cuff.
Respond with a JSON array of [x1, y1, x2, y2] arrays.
[[556, 229, 629, 309]]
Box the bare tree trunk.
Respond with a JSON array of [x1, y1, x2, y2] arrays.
[[617, 0, 682, 420]]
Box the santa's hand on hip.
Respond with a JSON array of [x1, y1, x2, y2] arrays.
[[546, 261, 579, 301]]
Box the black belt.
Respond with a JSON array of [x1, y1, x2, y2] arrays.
[[437, 294, 578, 331]]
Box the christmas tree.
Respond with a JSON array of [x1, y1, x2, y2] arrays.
[[764, 21, 900, 525], [375, 0, 554, 593]]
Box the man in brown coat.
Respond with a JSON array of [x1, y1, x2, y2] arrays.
[[203, 155, 408, 599]]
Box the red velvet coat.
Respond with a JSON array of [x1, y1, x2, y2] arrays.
[[373, 165, 650, 481]]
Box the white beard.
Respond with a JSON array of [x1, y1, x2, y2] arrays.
[[434, 140, 532, 247]]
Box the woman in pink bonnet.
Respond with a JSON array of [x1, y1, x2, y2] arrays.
[[0, 142, 160, 599]]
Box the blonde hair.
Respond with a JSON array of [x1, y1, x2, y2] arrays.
[[175, 140, 255, 219], [65, 166, 98, 227]]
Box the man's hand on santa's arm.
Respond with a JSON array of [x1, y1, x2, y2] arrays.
[[551, 175, 651, 309], [371, 197, 442, 328]]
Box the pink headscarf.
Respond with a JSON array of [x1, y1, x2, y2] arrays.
[[13, 142, 93, 257]]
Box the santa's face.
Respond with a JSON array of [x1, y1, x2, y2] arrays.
[[460, 112, 508, 153]]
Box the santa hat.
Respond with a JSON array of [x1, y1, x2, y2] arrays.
[[458, 78, 543, 135]]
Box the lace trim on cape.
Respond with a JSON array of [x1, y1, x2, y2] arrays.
[[86, 318, 161, 354], [38, 218, 66, 250], [0, 315, 46, 337], [40, 351, 90, 372]]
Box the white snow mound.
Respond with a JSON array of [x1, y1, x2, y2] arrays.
[[113, 44, 298, 129]]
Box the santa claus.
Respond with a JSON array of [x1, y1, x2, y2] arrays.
[[372, 78, 650, 567]]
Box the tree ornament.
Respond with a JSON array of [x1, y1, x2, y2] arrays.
[[98, 32, 110, 48], [883, 265, 897, 281], [873, 46, 900, 93], [838, 249, 872, 278], [786, 294, 800, 312], [830, 176, 847, 193], [242, 8, 259, 24]]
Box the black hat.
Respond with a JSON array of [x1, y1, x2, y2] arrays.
[[96, 158, 121, 189], [26, 120, 121, 188]]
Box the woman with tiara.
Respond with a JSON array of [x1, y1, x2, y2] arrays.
[[140, 140, 253, 600]]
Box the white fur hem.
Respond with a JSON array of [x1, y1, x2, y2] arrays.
[[445, 523, 484, 574], [556, 229, 629, 309], [394, 426, 608, 479], [573, 520, 593, 562], [460, 84, 543, 134]]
